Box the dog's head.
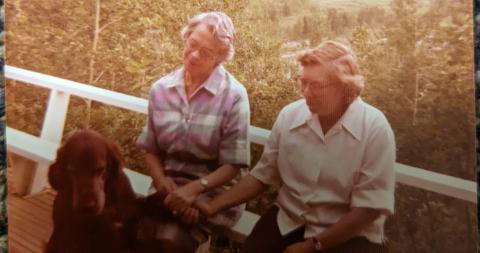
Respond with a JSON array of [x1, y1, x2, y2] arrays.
[[48, 129, 123, 217]]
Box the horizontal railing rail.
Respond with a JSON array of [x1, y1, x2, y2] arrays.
[[5, 65, 476, 203]]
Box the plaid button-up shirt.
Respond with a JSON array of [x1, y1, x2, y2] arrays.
[[137, 65, 250, 227]]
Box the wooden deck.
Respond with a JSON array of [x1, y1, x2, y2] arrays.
[[8, 168, 55, 253]]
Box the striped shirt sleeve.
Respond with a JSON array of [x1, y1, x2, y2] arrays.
[[218, 87, 251, 168]]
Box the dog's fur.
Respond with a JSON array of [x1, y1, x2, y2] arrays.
[[46, 130, 137, 253]]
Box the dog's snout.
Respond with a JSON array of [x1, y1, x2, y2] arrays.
[[74, 185, 104, 216], [84, 199, 96, 208], [79, 200, 96, 211], [79, 186, 94, 197], [76, 198, 102, 217], [78, 188, 95, 201]]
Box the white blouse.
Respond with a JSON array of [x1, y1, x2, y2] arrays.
[[250, 98, 396, 243]]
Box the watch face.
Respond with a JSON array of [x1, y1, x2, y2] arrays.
[[312, 238, 322, 250]]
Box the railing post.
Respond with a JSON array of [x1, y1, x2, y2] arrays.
[[28, 89, 70, 194]]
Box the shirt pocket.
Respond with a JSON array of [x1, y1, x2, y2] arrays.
[[280, 141, 319, 194], [317, 154, 357, 199], [320, 136, 363, 193], [188, 113, 221, 151], [152, 110, 183, 149]]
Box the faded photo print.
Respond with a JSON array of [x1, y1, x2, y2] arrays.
[[3, 0, 477, 253]]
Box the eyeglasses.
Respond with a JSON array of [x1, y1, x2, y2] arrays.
[[296, 76, 335, 93], [185, 38, 217, 60]]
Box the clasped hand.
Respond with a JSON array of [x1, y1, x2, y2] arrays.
[[163, 181, 203, 224]]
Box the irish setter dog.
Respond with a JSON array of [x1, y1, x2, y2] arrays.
[[46, 129, 200, 253], [46, 130, 137, 253]]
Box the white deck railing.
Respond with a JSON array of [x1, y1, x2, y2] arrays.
[[4, 65, 477, 241]]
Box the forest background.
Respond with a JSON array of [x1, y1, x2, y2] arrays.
[[4, 0, 477, 252]]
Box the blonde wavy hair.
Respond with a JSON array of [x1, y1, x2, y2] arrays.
[[297, 40, 365, 104]]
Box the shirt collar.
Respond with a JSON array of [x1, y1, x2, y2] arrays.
[[166, 65, 226, 96], [166, 68, 184, 88], [288, 98, 365, 141], [289, 100, 314, 131], [339, 98, 365, 141], [202, 65, 226, 95]]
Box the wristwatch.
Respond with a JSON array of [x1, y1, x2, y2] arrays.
[[199, 177, 209, 191], [311, 237, 323, 251]]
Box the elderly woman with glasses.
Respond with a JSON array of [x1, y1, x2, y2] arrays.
[[197, 40, 396, 253], [136, 11, 249, 252]]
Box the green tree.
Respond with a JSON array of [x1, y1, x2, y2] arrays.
[[350, 0, 476, 252]]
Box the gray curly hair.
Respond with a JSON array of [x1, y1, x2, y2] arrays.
[[181, 11, 236, 63]]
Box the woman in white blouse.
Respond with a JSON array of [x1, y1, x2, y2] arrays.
[[196, 40, 396, 253]]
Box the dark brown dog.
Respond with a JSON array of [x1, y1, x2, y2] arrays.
[[46, 130, 137, 253]]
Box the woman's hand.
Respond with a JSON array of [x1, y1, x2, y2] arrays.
[[164, 180, 203, 214], [179, 207, 201, 225], [154, 176, 178, 195]]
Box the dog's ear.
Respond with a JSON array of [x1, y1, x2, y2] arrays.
[[48, 146, 68, 190], [105, 140, 137, 203], [106, 140, 123, 177]]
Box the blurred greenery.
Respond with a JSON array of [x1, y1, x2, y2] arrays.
[[4, 0, 477, 252]]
